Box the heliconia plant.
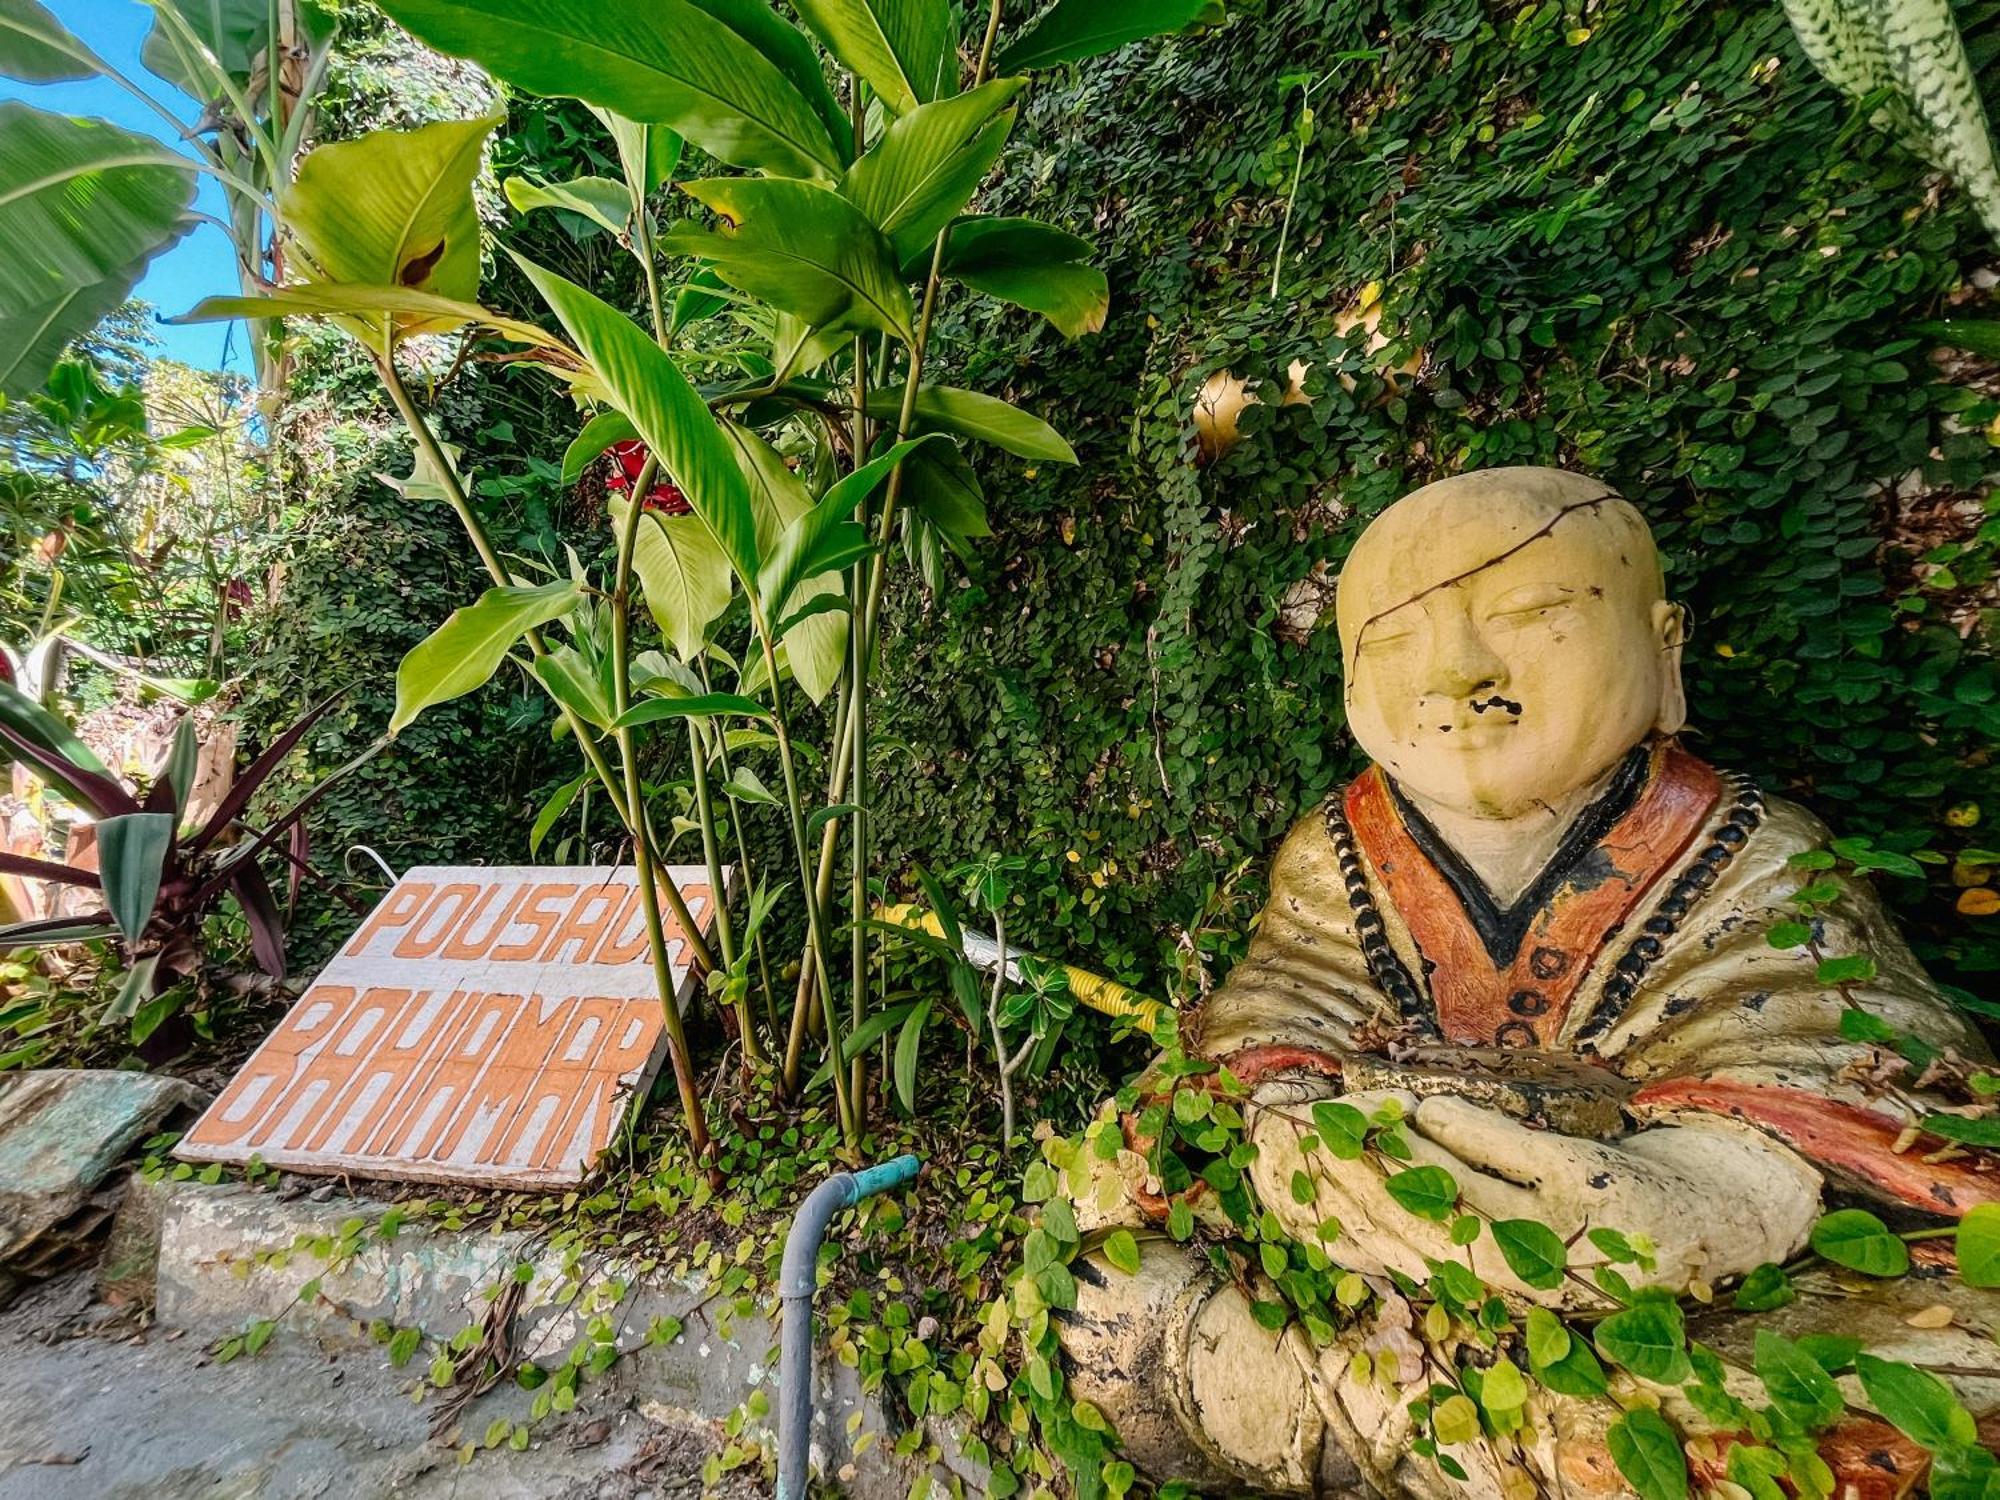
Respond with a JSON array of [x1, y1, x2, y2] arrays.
[[173, 0, 1225, 1159], [0, 681, 356, 1028]]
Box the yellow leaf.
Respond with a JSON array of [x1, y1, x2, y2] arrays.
[[1959, 887, 2000, 916]]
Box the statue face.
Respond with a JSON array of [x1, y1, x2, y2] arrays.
[[1336, 470, 1684, 820]]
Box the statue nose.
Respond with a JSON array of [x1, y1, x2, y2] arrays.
[[1423, 614, 1508, 699]]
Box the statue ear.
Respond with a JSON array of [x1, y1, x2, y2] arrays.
[[1652, 599, 1688, 735]]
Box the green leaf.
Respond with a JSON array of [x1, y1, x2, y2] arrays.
[[677, 0, 846, 151], [1309, 1099, 1368, 1159], [939, 215, 1109, 337], [1732, 1262, 1795, 1312], [594, 110, 681, 200], [1479, 1357, 1527, 1413], [528, 774, 585, 857], [0, 103, 193, 397], [717, 421, 846, 702], [391, 581, 582, 735], [1491, 1219, 1567, 1290], [1754, 1330, 1845, 1431], [0, 0, 103, 81], [1809, 1208, 1910, 1277], [503, 174, 632, 237], [175, 284, 565, 353], [866, 384, 1076, 462], [611, 693, 771, 729], [1920, 1112, 2000, 1147], [901, 438, 988, 541], [1524, 1307, 1571, 1369], [615, 498, 734, 663], [893, 996, 931, 1113], [1854, 1354, 1979, 1451], [1432, 1392, 1480, 1446], [1383, 1165, 1457, 1221], [666, 178, 914, 343], [280, 116, 499, 352], [374, 0, 841, 177], [1815, 954, 1876, 985], [1534, 1333, 1611, 1397], [843, 80, 1022, 264], [758, 437, 932, 620], [157, 716, 198, 818], [1765, 919, 1812, 949], [994, 0, 1219, 73], [96, 812, 174, 941], [0, 680, 112, 797], [1957, 1202, 2000, 1287], [1606, 1409, 1688, 1500], [529, 646, 614, 730], [1912, 319, 2000, 359], [142, 0, 333, 99], [1101, 1229, 1140, 1276], [517, 255, 759, 582], [789, 0, 957, 115], [562, 410, 637, 485], [1594, 1299, 1691, 1384], [1795, 1335, 1863, 1374]]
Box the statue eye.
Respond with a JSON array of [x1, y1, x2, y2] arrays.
[[1487, 587, 1575, 623], [1361, 622, 1417, 651]]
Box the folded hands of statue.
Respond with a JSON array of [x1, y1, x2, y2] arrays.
[[1247, 1082, 1822, 1309]]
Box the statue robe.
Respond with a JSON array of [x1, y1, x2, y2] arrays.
[[1189, 737, 2000, 1215], [1064, 740, 2000, 1500]]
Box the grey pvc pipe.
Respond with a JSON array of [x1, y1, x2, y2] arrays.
[[777, 1153, 922, 1500]]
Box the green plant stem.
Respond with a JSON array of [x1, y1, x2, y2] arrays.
[[847, 71, 874, 1113], [754, 623, 856, 1143], [612, 481, 714, 1158], [697, 655, 778, 1042], [629, 206, 748, 1058], [781, 676, 852, 1089], [375, 353, 717, 974], [786, 0, 1006, 1047]]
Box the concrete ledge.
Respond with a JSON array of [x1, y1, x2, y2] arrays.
[[145, 1179, 990, 1497]]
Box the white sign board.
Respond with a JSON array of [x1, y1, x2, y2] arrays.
[[177, 866, 717, 1188]]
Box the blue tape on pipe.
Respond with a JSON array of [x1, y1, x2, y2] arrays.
[[849, 1153, 921, 1200]]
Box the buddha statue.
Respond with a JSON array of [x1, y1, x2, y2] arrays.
[[1058, 468, 2000, 1498]]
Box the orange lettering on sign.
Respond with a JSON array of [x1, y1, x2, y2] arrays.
[[541, 882, 624, 965], [491, 883, 576, 961], [394, 882, 484, 958], [593, 883, 709, 965], [356, 988, 479, 1158], [195, 986, 356, 1147], [439, 882, 529, 961], [345, 883, 435, 956], [400, 991, 520, 1159]]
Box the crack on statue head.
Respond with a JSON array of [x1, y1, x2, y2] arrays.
[[1335, 468, 1688, 821]]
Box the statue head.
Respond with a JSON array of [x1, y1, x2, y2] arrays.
[[1334, 467, 1686, 820]]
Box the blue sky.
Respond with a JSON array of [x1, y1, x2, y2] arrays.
[[0, 1, 246, 371]]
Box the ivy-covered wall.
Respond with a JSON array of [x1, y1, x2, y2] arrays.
[[877, 0, 2000, 1013]]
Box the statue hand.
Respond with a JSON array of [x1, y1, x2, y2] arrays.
[[1410, 1097, 1822, 1294], [1248, 1086, 1573, 1302]]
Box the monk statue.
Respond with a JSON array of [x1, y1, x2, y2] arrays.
[[1057, 468, 2000, 1498]]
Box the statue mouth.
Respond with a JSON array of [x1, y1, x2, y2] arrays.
[[1468, 693, 1524, 716]]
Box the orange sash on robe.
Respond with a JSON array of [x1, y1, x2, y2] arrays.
[[1342, 742, 1722, 1046]]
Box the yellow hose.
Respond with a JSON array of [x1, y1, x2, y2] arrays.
[[877, 904, 1169, 1032]]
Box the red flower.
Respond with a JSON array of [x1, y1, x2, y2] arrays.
[[605, 439, 692, 517], [224, 578, 254, 621]]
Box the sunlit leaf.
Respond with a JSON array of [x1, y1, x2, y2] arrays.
[[391, 581, 582, 735], [375, 0, 841, 177]]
